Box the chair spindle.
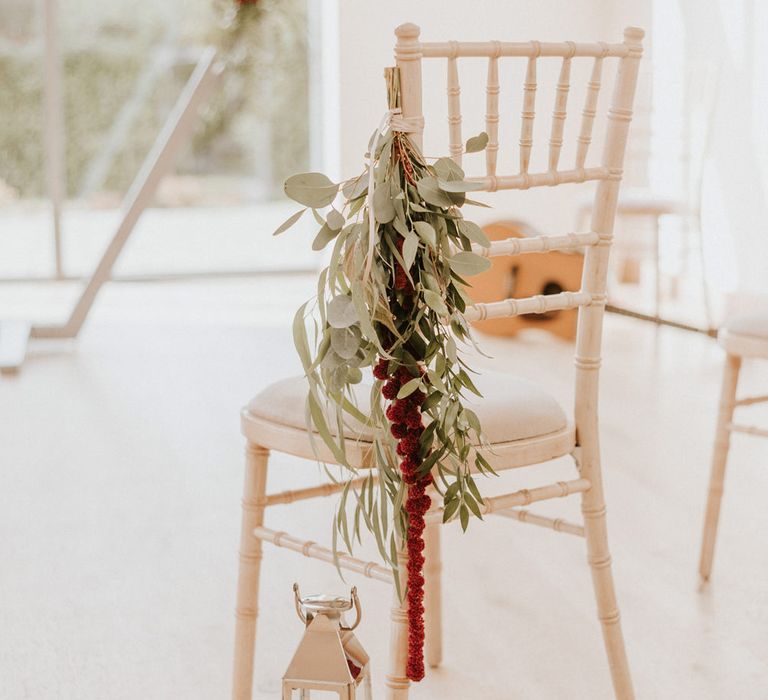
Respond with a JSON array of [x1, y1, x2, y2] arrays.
[[447, 48, 463, 165], [485, 49, 500, 176], [548, 49, 573, 171], [575, 53, 605, 169], [519, 44, 539, 175]]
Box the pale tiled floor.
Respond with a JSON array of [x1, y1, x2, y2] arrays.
[[1, 276, 767, 699]]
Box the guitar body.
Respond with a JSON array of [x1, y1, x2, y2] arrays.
[[468, 220, 584, 341]]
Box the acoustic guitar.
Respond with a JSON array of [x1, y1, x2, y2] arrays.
[[467, 220, 584, 341]]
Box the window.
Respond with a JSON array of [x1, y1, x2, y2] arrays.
[[0, 0, 324, 280]]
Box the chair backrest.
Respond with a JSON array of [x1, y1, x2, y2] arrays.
[[393, 23, 644, 434]]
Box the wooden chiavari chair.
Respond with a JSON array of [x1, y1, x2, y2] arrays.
[[232, 23, 644, 700]]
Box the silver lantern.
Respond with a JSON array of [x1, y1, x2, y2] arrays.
[[282, 583, 373, 699]]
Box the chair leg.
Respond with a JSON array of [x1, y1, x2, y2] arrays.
[[232, 443, 270, 700], [699, 354, 741, 582], [423, 498, 443, 668], [580, 454, 635, 699], [384, 546, 410, 700]]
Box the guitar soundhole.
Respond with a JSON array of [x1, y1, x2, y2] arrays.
[[523, 280, 564, 321]]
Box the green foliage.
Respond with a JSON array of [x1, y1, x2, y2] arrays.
[[0, 0, 309, 199], [465, 132, 490, 153], [285, 172, 339, 208], [277, 125, 495, 567]]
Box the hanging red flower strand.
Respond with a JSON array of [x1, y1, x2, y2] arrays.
[[375, 358, 431, 680]]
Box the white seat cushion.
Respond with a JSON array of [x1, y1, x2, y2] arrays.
[[246, 371, 568, 445], [718, 313, 768, 358]]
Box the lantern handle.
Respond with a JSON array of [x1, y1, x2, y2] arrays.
[[292, 583, 308, 624], [342, 586, 362, 631]]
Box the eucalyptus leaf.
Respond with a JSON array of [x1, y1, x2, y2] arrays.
[[284, 172, 339, 208], [326, 208, 345, 231], [423, 289, 449, 316], [427, 368, 448, 394], [432, 157, 465, 182], [392, 214, 410, 238], [458, 369, 483, 397], [437, 179, 486, 193], [416, 176, 454, 208], [306, 391, 346, 464], [443, 498, 460, 522], [465, 131, 489, 153], [373, 183, 396, 223], [446, 337, 457, 363], [350, 174, 369, 199], [343, 171, 368, 200], [445, 400, 460, 429], [272, 208, 306, 236], [445, 481, 461, 501], [463, 198, 492, 208], [402, 230, 419, 271], [346, 366, 363, 384], [466, 475, 484, 504], [312, 223, 339, 251], [321, 349, 345, 371], [422, 391, 442, 412], [448, 251, 492, 276], [465, 408, 482, 434], [327, 295, 358, 328], [458, 219, 491, 247], [350, 279, 382, 351], [447, 190, 466, 208], [292, 303, 311, 371], [464, 492, 484, 520], [459, 503, 470, 531], [413, 221, 437, 248], [397, 377, 422, 399], [420, 271, 440, 294], [331, 326, 360, 359]]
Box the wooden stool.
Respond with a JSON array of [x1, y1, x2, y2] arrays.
[[699, 313, 768, 581]]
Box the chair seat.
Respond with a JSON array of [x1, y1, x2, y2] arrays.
[[242, 372, 574, 470], [718, 313, 768, 358]]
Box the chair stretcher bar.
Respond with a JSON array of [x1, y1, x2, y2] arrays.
[[420, 41, 630, 59], [475, 231, 600, 258], [425, 477, 591, 524], [733, 395, 768, 407], [493, 507, 585, 537], [253, 527, 393, 584], [466, 291, 595, 322], [466, 166, 614, 191], [727, 423, 768, 438], [263, 476, 373, 507]]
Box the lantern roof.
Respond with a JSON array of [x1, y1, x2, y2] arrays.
[[283, 613, 355, 687]]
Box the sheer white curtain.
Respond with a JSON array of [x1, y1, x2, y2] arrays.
[[662, 0, 768, 313]]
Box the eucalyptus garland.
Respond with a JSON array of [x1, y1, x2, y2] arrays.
[[274, 68, 496, 680]]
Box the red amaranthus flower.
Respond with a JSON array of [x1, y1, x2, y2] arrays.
[[374, 359, 432, 681]]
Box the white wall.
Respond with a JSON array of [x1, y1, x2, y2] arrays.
[[335, 0, 652, 236]]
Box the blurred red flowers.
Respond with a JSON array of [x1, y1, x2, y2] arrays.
[[377, 361, 431, 681]]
